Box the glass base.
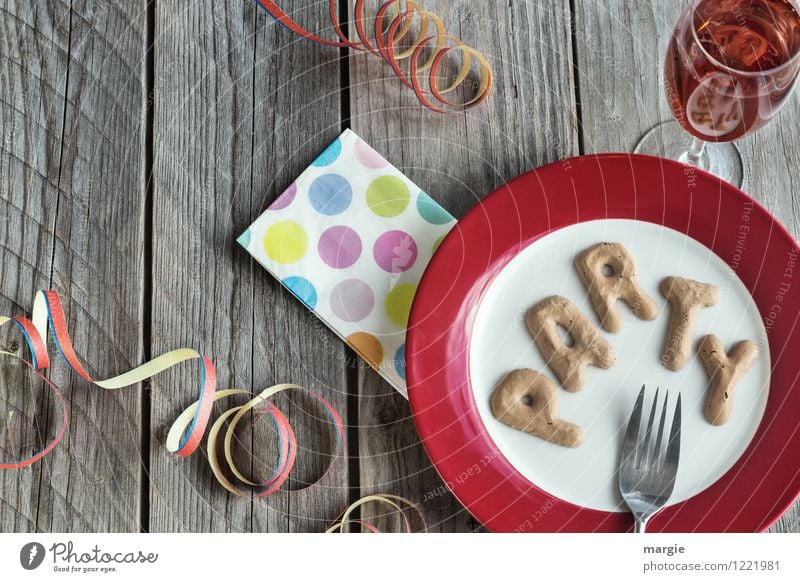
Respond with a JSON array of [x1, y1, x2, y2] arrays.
[[634, 120, 744, 188]]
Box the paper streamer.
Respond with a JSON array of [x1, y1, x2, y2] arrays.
[[326, 494, 427, 532], [255, 0, 493, 113], [170, 384, 343, 497], [0, 291, 343, 498]]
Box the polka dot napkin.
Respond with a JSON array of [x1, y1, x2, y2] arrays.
[[237, 129, 456, 396]]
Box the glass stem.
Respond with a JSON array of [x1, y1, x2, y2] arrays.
[[684, 137, 707, 167]]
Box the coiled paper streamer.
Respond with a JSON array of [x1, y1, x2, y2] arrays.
[[170, 383, 342, 497], [0, 290, 343, 498], [256, 0, 493, 113], [327, 494, 427, 532]]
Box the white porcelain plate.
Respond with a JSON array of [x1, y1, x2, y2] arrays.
[[469, 219, 770, 512]]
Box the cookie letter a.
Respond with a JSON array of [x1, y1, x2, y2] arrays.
[[660, 276, 720, 371], [526, 296, 616, 392], [698, 335, 759, 426], [491, 369, 583, 448], [575, 242, 659, 333]]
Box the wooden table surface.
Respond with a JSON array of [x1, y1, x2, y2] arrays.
[[1, 0, 798, 533]]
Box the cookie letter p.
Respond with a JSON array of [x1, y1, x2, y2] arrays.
[[491, 369, 584, 448]]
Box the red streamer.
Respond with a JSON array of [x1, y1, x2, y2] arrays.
[[255, 0, 493, 113]]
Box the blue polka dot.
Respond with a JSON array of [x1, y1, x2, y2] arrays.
[[312, 138, 343, 167], [236, 228, 252, 249], [282, 276, 318, 309], [309, 174, 352, 216], [394, 344, 406, 381], [416, 192, 453, 225]]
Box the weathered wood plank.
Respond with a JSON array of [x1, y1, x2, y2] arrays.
[[0, 0, 146, 532], [348, 0, 579, 531], [30, 0, 147, 533], [0, 0, 71, 534], [150, 0, 258, 533], [150, 0, 349, 532], [574, 0, 800, 532], [249, 2, 349, 533]]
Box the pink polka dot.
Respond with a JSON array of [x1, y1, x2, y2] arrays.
[[318, 226, 362, 269], [373, 230, 418, 273], [270, 182, 297, 210], [354, 138, 388, 169], [330, 279, 374, 322]]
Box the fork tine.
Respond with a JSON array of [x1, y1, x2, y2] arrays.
[[639, 387, 659, 469], [652, 391, 669, 471], [622, 386, 645, 467], [665, 393, 682, 467]]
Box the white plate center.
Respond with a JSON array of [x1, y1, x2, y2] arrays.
[[469, 219, 770, 512]]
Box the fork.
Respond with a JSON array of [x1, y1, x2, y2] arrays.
[[618, 386, 682, 533]]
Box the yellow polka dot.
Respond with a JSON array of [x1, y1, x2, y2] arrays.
[[347, 332, 384, 370], [263, 221, 308, 264], [366, 176, 410, 217], [385, 284, 417, 327]]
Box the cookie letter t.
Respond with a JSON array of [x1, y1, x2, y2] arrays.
[[660, 276, 720, 371]]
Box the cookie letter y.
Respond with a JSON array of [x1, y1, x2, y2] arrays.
[[698, 335, 759, 426]]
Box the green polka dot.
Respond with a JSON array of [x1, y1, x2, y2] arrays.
[[263, 221, 308, 264], [366, 176, 410, 217], [433, 234, 446, 254], [385, 284, 417, 327]]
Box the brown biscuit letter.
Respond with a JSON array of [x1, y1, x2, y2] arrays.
[[575, 242, 659, 333], [698, 335, 759, 426], [660, 276, 720, 371], [491, 369, 584, 448], [526, 296, 616, 392]]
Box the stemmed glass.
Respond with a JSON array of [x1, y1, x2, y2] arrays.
[[636, 0, 800, 187]]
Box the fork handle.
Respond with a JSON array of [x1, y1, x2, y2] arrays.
[[634, 514, 650, 533]]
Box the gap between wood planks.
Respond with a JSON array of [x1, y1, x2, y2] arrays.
[[140, 0, 156, 534], [568, 0, 586, 155], [337, 0, 362, 535]]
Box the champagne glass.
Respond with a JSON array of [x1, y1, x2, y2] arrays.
[[636, 0, 800, 187]]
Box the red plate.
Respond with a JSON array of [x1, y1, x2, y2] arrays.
[[407, 153, 800, 532]]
